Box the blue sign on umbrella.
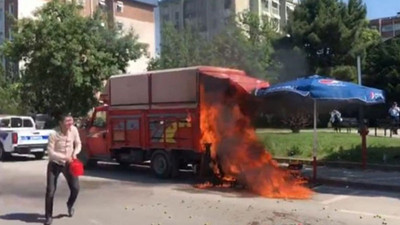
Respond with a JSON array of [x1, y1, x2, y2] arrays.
[[255, 75, 385, 179]]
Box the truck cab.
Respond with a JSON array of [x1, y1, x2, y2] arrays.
[[79, 106, 109, 166]]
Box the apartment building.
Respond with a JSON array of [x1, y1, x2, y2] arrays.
[[159, 0, 298, 39], [370, 13, 400, 41], [1, 0, 157, 78]]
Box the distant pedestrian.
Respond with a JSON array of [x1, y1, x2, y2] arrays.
[[388, 102, 400, 134], [330, 109, 342, 132], [44, 113, 81, 225]]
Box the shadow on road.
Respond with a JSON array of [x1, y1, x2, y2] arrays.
[[0, 213, 68, 224], [84, 163, 261, 198], [2, 154, 40, 162], [84, 163, 198, 186], [0, 213, 44, 224]]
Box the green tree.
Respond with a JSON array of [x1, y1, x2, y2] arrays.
[[149, 12, 277, 80], [364, 36, 400, 103], [286, 0, 378, 80], [0, 67, 25, 115], [147, 22, 209, 70], [1, 0, 146, 117], [208, 12, 276, 80]]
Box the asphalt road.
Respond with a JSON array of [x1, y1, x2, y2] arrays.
[[1, 156, 399, 225]]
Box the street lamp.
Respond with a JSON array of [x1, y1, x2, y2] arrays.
[[357, 55, 368, 170]]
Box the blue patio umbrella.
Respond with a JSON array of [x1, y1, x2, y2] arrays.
[[255, 75, 385, 179]]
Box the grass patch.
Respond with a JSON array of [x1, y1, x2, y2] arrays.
[[257, 131, 400, 164]]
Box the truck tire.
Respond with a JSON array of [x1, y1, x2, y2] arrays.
[[151, 150, 172, 178], [117, 161, 131, 169], [85, 159, 98, 169], [0, 146, 11, 161], [33, 152, 45, 160]]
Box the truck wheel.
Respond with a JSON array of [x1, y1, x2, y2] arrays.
[[0, 146, 11, 161], [117, 161, 131, 169], [33, 152, 45, 160], [151, 150, 172, 178], [85, 159, 98, 169]]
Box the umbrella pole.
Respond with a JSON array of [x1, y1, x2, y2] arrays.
[[313, 100, 317, 182]]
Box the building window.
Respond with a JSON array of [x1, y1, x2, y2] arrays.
[[213, 19, 217, 29], [116, 1, 124, 13], [9, 3, 14, 14], [116, 22, 123, 31], [272, 1, 279, 15], [262, 15, 269, 23], [175, 12, 179, 21], [77, 0, 85, 6], [162, 14, 170, 22], [263, 0, 269, 9], [382, 23, 400, 32], [98, 0, 106, 7], [224, 0, 231, 9], [8, 27, 12, 41], [212, 1, 217, 11]]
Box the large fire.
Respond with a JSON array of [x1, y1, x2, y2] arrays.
[[199, 84, 312, 199]]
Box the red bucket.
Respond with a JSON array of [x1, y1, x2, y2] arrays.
[[69, 159, 84, 177]]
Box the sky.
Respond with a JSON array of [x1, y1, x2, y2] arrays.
[[344, 0, 400, 19]]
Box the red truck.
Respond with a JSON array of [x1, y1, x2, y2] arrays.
[[78, 66, 269, 178]]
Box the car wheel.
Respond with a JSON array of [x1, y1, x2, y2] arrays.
[[0, 146, 11, 161]]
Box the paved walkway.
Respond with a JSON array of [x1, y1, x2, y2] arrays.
[[301, 165, 400, 191]]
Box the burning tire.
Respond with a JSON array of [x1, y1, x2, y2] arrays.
[[151, 150, 173, 178]]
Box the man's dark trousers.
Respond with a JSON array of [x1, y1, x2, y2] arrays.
[[45, 161, 79, 219]]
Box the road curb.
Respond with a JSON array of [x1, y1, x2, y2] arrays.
[[308, 177, 400, 192], [274, 157, 400, 172]]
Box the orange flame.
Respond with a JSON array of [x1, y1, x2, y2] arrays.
[[199, 84, 312, 199]]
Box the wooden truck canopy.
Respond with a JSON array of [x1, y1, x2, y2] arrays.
[[100, 66, 269, 108]]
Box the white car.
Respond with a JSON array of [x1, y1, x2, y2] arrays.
[[0, 115, 54, 161]]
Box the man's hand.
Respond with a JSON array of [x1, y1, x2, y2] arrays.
[[66, 157, 73, 163]]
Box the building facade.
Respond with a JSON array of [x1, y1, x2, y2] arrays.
[[159, 0, 298, 39], [1, 0, 157, 78], [370, 13, 400, 41]]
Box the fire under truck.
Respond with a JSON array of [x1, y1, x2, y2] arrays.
[[78, 66, 269, 178]]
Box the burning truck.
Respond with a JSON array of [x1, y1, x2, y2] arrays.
[[79, 66, 311, 199]]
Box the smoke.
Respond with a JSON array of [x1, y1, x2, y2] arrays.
[[271, 37, 310, 82]]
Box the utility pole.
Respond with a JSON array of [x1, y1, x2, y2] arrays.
[[357, 55, 368, 170]]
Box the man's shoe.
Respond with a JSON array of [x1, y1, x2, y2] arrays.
[[68, 206, 75, 217], [44, 217, 52, 225]]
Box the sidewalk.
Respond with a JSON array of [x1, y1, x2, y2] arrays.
[[301, 165, 400, 192]]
